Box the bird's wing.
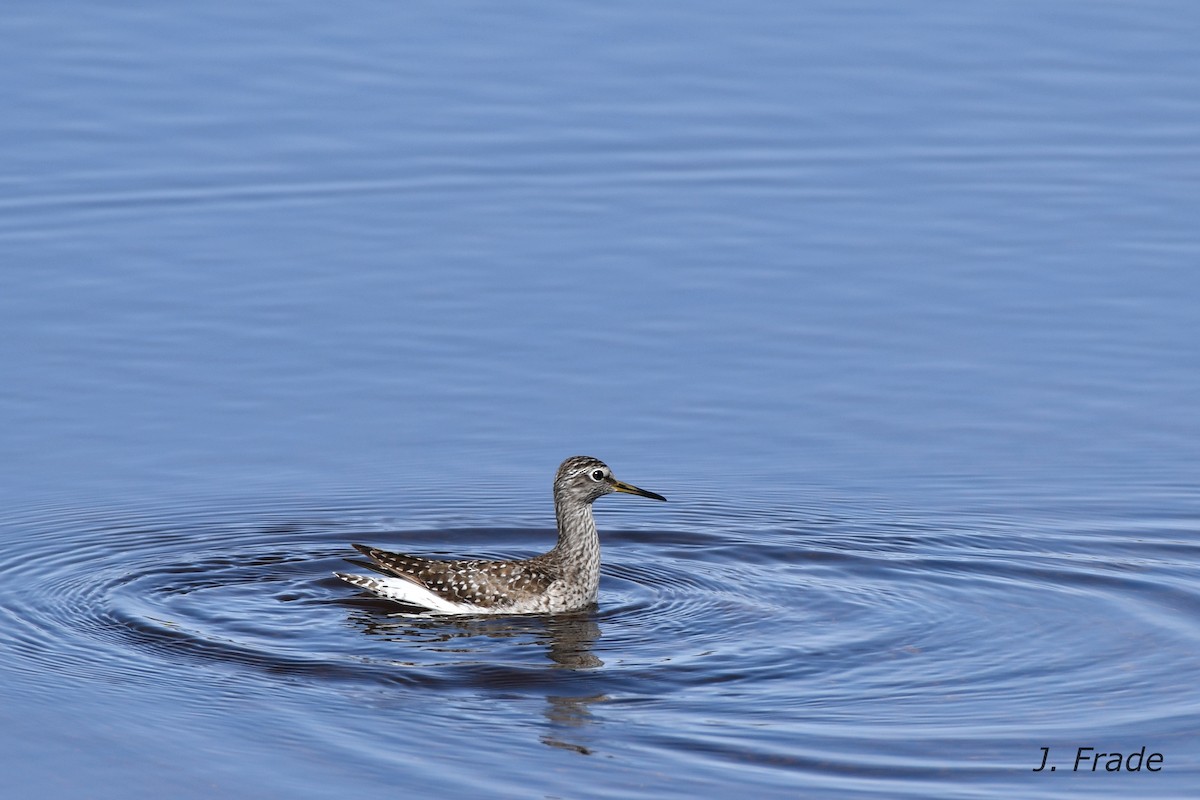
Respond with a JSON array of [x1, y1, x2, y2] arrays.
[[349, 543, 558, 606]]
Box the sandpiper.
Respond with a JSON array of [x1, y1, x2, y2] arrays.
[[335, 456, 666, 614]]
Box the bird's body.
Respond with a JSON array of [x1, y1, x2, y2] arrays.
[[335, 456, 665, 615]]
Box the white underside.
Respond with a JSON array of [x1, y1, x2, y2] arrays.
[[337, 573, 485, 615]]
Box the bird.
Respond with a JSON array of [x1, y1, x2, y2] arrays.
[[335, 456, 666, 615]]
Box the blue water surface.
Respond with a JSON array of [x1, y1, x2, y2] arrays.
[[1, 2, 1199, 798]]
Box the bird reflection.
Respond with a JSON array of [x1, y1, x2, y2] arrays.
[[343, 601, 606, 754]]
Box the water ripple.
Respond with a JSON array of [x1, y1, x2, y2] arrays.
[[1, 491, 1198, 791]]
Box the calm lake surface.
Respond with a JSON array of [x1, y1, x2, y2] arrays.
[[2, 2, 1199, 797]]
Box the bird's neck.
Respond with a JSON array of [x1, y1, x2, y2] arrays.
[[551, 497, 601, 585]]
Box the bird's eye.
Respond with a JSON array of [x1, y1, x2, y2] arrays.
[[590, 469, 606, 481]]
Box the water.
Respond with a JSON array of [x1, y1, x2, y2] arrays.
[[2, 2, 1199, 797]]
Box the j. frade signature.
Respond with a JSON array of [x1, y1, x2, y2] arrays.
[[1034, 746, 1163, 773]]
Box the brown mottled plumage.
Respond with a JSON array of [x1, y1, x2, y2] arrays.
[[335, 456, 666, 614]]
